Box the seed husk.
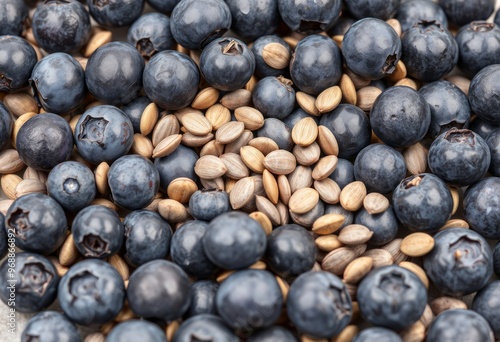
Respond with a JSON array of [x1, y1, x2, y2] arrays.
[[340, 181, 367, 211], [220, 89, 252, 110], [59, 234, 79, 266], [399, 321, 426, 342], [291, 117, 318, 147], [395, 78, 418, 90], [95, 162, 110, 195], [315, 85, 342, 113], [181, 132, 214, 147], [15, 178, 46, 198], [158, 199, 189, 223], [215, 121, 245, 144], [288, 187, 319, 214], [449, 186, 460, 216], [332, 325, 359, 342], [249, 211, 273, 236], [84, 332, 106, 342], [345, 68, 371, 89], [339, 74, 357, 105], [108, 254, 130, 281], [47, 256, 68, 278], [399, 261, 429, 289], [430, 297, 467, 316], [362, 249, 394, 268], [400, 232, 435, 257], [91, 198, 118, 212], [262, 169, 279, 205], [363, 192, 390, 215], [152, 134, 182, 158], [23, 167, 48, 183], [224, 130, 253, 154], [167, 178, 198, 204], [179, 112, 212, 136], [277, 174, 292, 205], [131, 133, 154, 159], [205, 103, 231, 130], [439, 219, 469, 231], [194, 155, 227, 179], [191, 86, 219, 110], [404, 142, 428, 175], [293, 142, 321, 166], [264, 150, 297, 175], [313, 178, 341, 204], [84, 30, 112, 57], [152, 114, 180, 146], [275, 276, 289, 300], [12, 112, 37, 146], [1, 174, 22, 200], [381, 238, 409, 264], [419, 304, 434, 328], [0, 149, 25, 174], [343, 256, 373, 283], [445, 75, 470, 95], [229, 177, 255, 209], [356, 86, 382, 112], [387, 60, 407, 82], [200, 140, 225, 157], [315, 234, 344, 252], [338, 224, 373, 245], [312, 155, 338, 181], [262, 42, 290, 69], [312, 214, 345, 235], [321, 247, 356, 275], [4, 92, 39, 117], [296, 91, 320, 116], [200, 177, 224, 191], [248, 137, 279, 156], [240, 145, 265, 173], [276, 200, 290, 225], [0, 200, 14, 215], [114, 303, 135, 322], [317, 125, 339, 156], [220, 153, 249, 180], [140, 102, 159, 136], [386, 18, 402, 37], [255, 195, 280, 225], [234, 106, 265, 131], [288, 165, 313, 193]]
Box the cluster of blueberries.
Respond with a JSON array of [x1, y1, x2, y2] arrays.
[[1, 0, 500, 341]]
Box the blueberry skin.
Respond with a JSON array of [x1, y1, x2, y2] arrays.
[[87, 0, 145, 27], [173, 314, 238, 342], [0, 101, 13, 151], [226, 0, 279, 41], [170, 0, 232, 50], [154, 144, 199, 189], [200, 37, 255, 92], [5, 193, 67, 254], [325, 205, 354, 229], [0, 213, 6, 260], [495, 242, 500, 276], [354, 144, 406, 194], [120, 96, 151, 133], [418, 80, 471, 138], [74, 105, 134, 165], [143, 51, 200, 110], [265, 224, 316, 278], [345, 0, 400, 20], [392, 173, 453, 233], [128, 12, 175, 60], [188, 189, 230, 221], [123, 210, 172, 267], [487, 130, 500, 176], [370, 86, 431, 148], [250, 35, 291, 79], [342, 18, 401, 80], [357, 265, 427, 330], [496, 9, 500, 27], [21, 311, 80, 342], [147, 0, 180, 14], [86, 42, 144, 106], [290, 34, 342, 95], [423, 228, 493, 297], [171, 220, 220, 278], [185, 280, 219, 318], [328, 16, 355, 36], [107, 320, 166, 342], [277, 0, 342, 33], [470, 117, 500, 140], [282, 108, 320, 129], [253, 76, 295, 120], [0, 252, 59, 313], [290, 200, 324, 228], [216, 270, 283, 331], [352, 327, 403, 342], [428, 128, 491, 187], [426, 309, 494, 342], [328, 158, 354, 190], [248, 326, 298, 342], [463, 177, 500, 239], [0, 35, 37, 92], [71, 205, 124, 259], [127, 260, 191, 321], [438, 0, 495, 27], [203, 211, 267, 270], [395, 0, 448, 33], [287, 271, 352, 339], [472, 281, 500, 338], [355, 207, 399, 246], [320, 104, 371, 159], [0, 0, 28, 36], [469, 64, 500, 124], [256, 118, 293, 151], [47, 161, 96, 212]]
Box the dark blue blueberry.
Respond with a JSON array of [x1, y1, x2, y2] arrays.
[[154, 144, 199, 189], [370, 86, 430, 148], [147, 0, 180, 14], [428, 128, 490, 186], [469, 64, 500, 124], [250, 35, 291, 79], [127, 260, 191, 321], [395, 0, 448, 33], [495, 242, 500, 276], [171, 220, 219, 278], [47, 161, 96, 212], [282, 108, 320, 129], [342, 18, 401, 80], [328, 158, 354, 190], [418, 80, 471, 138], [290, 34, 342, 95], [86, 42, 144, 106], [248, 326, 298, 342], [439, 0, 495, 27], [423, 228, 493, 296], [0, 101, 13, 151], [0, 0, 29, 36], [188, 189, 230, 221], [357, 265, 427, 330], [470, 117, 500, 141], [426, 309, 494, 342], [277, 0, 342, 33], [463, 177, 500, 239], [87, 0, 145, 27], [203, 211, 267, 270], [290, 199, 324, 227], [120, 96, 151, 133], [392, 173, 452, 232], [170, 0, 232, 50], [355, 207, 399, 246], [58, 259, 125, 325], [21, 311, 80, 342], [256, 118, 293, 151], [226, 0, 279, 41], [252, 76, 295, 120], [200, 37, 255, 92], [128, 12, 175, 60], [320, 104, 371, 159], [325, 204, 354, 228], [487, 131, 500, 176], [173, 314, 238, 342], [216, 269, 283, 332], [123, 210, 172, 267], [287, 271, 352, 339], [354, 144, 406, 194], [265, 224, 316, 279], [71, 205, 124, 259], [5, 193, 67, 254], [0, 35, 37, 92], [0, 213, 6, 260], [0, 252, 59, 313], [107, 320, 166, 342], [496, 9, 500, 27], [353, 327, 402, 342], [185, 280, 219, 318], [328, 16, 355, 36], [345, 0, 400, 20], [143, 51, 200, 110], [74, 105, 134, 165], [472, 281, 500, 338]]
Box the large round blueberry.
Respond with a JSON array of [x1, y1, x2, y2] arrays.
[[188, 189, 230, 222], [470, 117, 500, 141], [328, 158, 354, 189], [472, 281, 500, 338], [248, 326, 298, 342], [107, 320, 166, 342], [147, 0, 180, 14], [0, 101, 13, 151], [469, 64, 500, 124], [353, 328, 402, 342], [154, 144, 199, 189], [355, 207, 399, 246], [173, 314, 238, 342], [325, 206, 354, 229], [395, 0, 448, 33], [256, 118, 293, 151], [0, 35, 37, 93], [120, 96, 151, 133], [0, 0, 29, 36], [345, 0, 400, 20], [87, 0, 145, 27], [463, 177, 500, 239], [277, 0, 342, 33], [283, 108, 320, 129], [487, 129, 500, 176], [495, 242, 500, 277], [21, 311, 80, 342], [185, 280, 219, 318], [253, 76, 295, 120], [426, 309, 494, 342], [438, 0, 495, 27], [226, 0, 279, 41], [0, 213, 6, 260], [251, 35, 291, 79]]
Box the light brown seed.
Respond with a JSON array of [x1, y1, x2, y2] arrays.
[[345, 68, 371, 89], [291, 117, 318, 147], [248, 137, 279, 156], [157, 199, 189, 223], [343, 256, 373, 283], [262, 42, 290, 69], [15, 178, 46, 198], [440, 218, 469, 231], [108, 254, 130, 281], [140, 102, 159, 136], [91, 198, 118, 211], [296, 91, 320, 116], [399, 321, 426, 342], [264, 150, 296, 175], [293, 142, 321, 166], [0, 200, 14, 215], [152, 134, 182, 158], [317, 125, 339, 156], [48, 255, 69, 277], [100, 321, 116, 335], [276, 200, 289, 225], [239, 145, 265, 173], [191, 87, 220, 109], [340, 74, 357, 105], [315, 235, 344, 252], [181, 132, 214, 147], [144, 198, 161, 212], [255, 195, 280, 225], [288, 188, 319, 214], [363, 192, 390, 215], [152, 114, 180, 146], [381, 238, 408, 264], [312, 214, 345, 235], [315, 85, 342, 113], [419, 304, 434, 328], [95, 162, 110, 195], [400, 232, 435, 257], [395, 78, 418, 90], [356, 86, 382, 112], [386, 18, 402, 37], [130, 133, 153, 158], [262, 169, 279, 204], [245, 75, 258, 92], [114, 303, 135, 322], [200, 177, 224, 191], [180, 112, 212, 136], [332, 325, 359, 342], [59, 234, 79, 266], [313, 178, 341, 204], [12, 112, 37, 146], [220, 153, 249, 180], [340, 181, 367, 211], [399, 261, 429, 288], [234, 106, 265, 131], [194, 155, 227, 179], [387, 60, 407, 82], [338, 224, 373, 245], [404, 143, 428, 175], [322, 247, 356, 275], [288, 165, 313, 193], [277, 174, 292, 205], [312, 155, 338, 180], [249, 211, 273, 236], [445, 75, 470, 95], [430, 297, 467, 316], [4, 92, 38, 117], [23, 167, 47, 183], [205, 103, 231, 130], [229, 177, 255, 209], [282, 35, 299, 49], [449, 186, 460, 216], [215, 121, 245, 145], [200, 140, 225, 157], [362, 249, 393, 268], [83, 30, 112, 57], [165, 321, 180, 342], [84, 332, 106, 342], [275, 276, 289, 300], [220, 89, 252, 110], [0, 149, 25, 174], [167, 178, 198, 204], [224, 130, 253, 154], [1, 174, 22, 199]]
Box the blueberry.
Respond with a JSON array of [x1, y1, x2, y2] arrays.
[[250, 35, 291, 79], [328, 158, 354, 190], [426, 309, 494, 342], [47, 161, 96, 212], [5, 193, 67, 254], [357, 265, 427, 330], [265, 224, 316, 279], [127, 260, 191, 321], [472, 281, 500, 338], [0, 35, 37, 92], [463, 177, 500, 239], [86, 42, 145, 106], [395, 0, 448, 33], [328, 16, 356, 36], [256, 118, 293, 151], [173, 314, 238, 342], [74, 105, 134, 165], [342, 18, 401, 80], [469, 64, 500, 124], [325, 204, 354, 229], [392, 173, 453, 232], [188, 189, 230, 221], [352, 327, 403, 342], [423, 228, 493, 296], [496, 9, 500, 27], [120, 96, 152, 133], [170, 0, 232, 50], [225, 0, 279, 41], [438, 0, 495, 27], [87, 0, 145, 27], [107, 320, 166, 342], [345, 0, 400, 20], [287, 271, 352, 339], [0, 101, 13, 151], [123, 210, 172, 267], [147, 0, 180, 14], [21, 311, 80, 342], [0, 252, 59, 313], [185, 280, 219, 318], [282, 108, 320, 129], [155, 144, 199, 189], [495, 242, 500, 276], [171, 220, 220, 278], [470, 117, 500, 140], [355, 207, 399, 246], [0, 0, 29, 36], [72, 205, 124, 259], [277, 0, 342, 33], [252, 76, 295, 120], [143, 51, 200, 110], [248, 326, 298, 342], [290, 199, 325, 228], [202, 211, 267, 270], [486, 128, 500, 175], [0, 213, 6, 260], [289, 34, 342, 95], [216, 269, 283, 332], [428, 128, 490, 186]]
